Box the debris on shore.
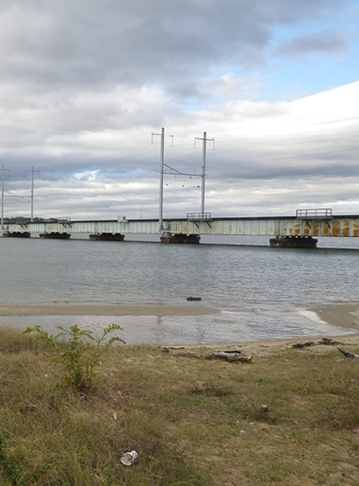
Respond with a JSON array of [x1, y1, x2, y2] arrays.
[[291, 337, 341, 349], [337, 347, 359, 359], [161, 347, 252, 363]]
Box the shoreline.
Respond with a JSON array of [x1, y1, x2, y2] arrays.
[[187, 333, 359, 357], [1, 302, 359, 327], [0, 303, 220, 317], [1, 303, 359, 353]]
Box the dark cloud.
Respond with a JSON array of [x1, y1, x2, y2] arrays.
[[0, 0, 345, 92], [274, 29, 348, 58]]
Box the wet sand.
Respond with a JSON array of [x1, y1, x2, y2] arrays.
[[1, 302, 359, 355], [0, 302, 358, 327], [0, 303, 220, 317], [310, 303, 359, 330], [186, 303, 359, 356], [198, 303, 359, 356]]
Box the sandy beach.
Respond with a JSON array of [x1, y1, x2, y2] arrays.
[[186, 303, 359, 357], [190, 303, 359, 356], [0, 302, 359, 327], [310, 303, 359, 330], [0, 303, 220, 317]]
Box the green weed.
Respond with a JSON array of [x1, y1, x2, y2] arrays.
[[23, 323, 125, 392]]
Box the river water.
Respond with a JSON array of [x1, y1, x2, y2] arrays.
[[1, 234, 359, 345]]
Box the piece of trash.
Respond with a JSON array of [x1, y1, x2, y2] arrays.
[[260, 404, 269, 414], [120, 450, 138, 466], [112, 411, 118, 420], [338, 347, 359, 359]]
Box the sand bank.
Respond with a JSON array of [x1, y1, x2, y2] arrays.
[[1, 302, 359, 327], [1, 303, 359, 354], [310, 303, 359, 330], [179, 304, 359, 356], [221, 303, 359, 358], [0, 303, 220, 317]]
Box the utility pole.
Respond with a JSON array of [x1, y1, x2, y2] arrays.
[[151, 127, 173, 231], [0, 165, 9, 230], [26, 167, 39, 222], [1, 165, 4, 230], [194, 132, 215, 216]]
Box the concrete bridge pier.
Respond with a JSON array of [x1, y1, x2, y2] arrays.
[[2, 231, 31, 238], [160, 232, 201, 244], [89, 233, 124, 241], [269, 236, 318, 249], [39, 232, 71, 239]]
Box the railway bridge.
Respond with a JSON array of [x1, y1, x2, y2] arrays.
[[2, 209, 359, 248]]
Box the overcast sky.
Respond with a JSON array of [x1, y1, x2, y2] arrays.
[[1, 0, 358, 220]]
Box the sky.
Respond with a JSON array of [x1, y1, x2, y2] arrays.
[[0, 0, 358, 221]]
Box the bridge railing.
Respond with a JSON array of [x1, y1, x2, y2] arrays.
[[187, 212, 212, 221], [296, 208, 332, 219]]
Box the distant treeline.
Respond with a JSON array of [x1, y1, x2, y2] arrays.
[[4, 217, 59, 223]]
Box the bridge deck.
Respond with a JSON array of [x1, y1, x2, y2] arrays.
[[2, 215, 359, 238]]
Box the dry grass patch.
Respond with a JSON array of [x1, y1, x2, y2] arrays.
[[0, 327, 359, 485]]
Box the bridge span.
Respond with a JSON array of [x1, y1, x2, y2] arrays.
[[2, 209, 359, 248]]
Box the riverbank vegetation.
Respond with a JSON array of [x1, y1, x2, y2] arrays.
[[0, 326, 359, 485]]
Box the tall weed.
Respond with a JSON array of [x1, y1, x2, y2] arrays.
[[24, 323, 124, 392]]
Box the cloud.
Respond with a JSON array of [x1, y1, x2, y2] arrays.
[[2, 80, 358, 219], [0, 0, 356, 219], [200, 74, 263, 101], [274, 29, 348, 59], [0, 1, 346, 93]]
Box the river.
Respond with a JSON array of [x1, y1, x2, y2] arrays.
[[0, 234, 358, 345]]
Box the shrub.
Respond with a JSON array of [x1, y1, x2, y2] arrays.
[[23, 323, 125, 392]]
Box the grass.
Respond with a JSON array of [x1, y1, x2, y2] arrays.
[[0, 326, 359, 485]]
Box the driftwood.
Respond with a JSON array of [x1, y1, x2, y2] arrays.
[[206, 351, 253, 363], [291, 338, 341, 349], [337, 347, 359, 359], [161, 347, 252, 363], [211, 351, 243, 361], [162, 349, 201, 358], [291, 342, 315, 349]]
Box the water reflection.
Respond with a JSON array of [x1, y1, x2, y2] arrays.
[[153, 316, 166, 345]]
